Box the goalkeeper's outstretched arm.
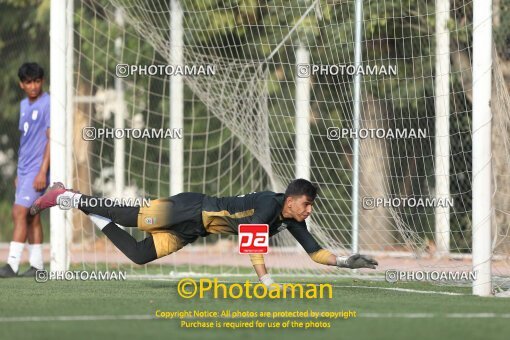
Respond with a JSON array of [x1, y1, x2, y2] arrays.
[[287, 223, 379, 269], [248, 251, 378, 291], [308, 249, 378, 269]]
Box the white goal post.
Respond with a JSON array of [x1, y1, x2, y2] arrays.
[[471, 0, 493, 297], [50, 0, 72, 272]]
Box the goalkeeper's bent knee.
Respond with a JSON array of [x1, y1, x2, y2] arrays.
[[152, 232, 185, 258]]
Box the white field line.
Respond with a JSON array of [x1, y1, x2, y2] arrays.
[[332, 285, 466, 296], [0, 315, 153, 322], [126, 273, 387, 280], [127, 275, 467, 296], [2, 313, 510, 322], [362, 313, 510, 318]]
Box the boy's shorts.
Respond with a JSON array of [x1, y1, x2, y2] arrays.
[[14, 172, 49, 208]]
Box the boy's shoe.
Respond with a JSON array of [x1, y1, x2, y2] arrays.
[[20, 266, 40, 277], [0, 264, 17, 278]]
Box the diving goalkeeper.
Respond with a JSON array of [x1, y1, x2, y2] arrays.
[[30, 178, 378, 287]]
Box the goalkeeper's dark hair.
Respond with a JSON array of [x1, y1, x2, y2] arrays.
[[284, 179, 319, 201], [18, 62, 44, 82]]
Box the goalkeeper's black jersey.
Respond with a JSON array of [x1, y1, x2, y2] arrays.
[[201, 191, 322, 253]]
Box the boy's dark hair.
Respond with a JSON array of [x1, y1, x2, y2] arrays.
[[18, 62, 44, 82], [284, 179, 319, 201]]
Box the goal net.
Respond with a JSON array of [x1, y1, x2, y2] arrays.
[[63, 0, 510, 291]]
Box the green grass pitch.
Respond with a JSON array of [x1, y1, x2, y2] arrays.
[[1, 265, 510, 340]]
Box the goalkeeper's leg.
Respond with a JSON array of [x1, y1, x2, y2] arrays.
[[29, 182, 195, 231], [78, 195, 139, 227], [89, 214, 186, 264], [30, 183, 197, 263], [30, 182, 140, 227]]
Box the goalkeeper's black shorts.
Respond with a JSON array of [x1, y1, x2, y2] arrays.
[[137, 192, 207, 244]]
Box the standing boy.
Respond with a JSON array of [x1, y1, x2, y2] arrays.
[[0, 63, 50, 277]]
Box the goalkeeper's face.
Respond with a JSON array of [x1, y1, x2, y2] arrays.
[[286, 195, 314, 222]]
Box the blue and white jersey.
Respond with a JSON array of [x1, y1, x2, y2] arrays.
[[18, 92, 50, 176]]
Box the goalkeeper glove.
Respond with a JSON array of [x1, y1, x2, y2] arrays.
[[336, 254, 378, 269]]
